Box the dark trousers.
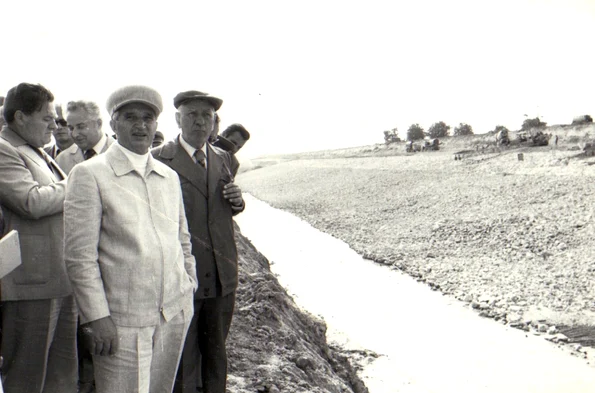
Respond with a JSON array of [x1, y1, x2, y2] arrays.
[[175, 291, 235, 393], [77, 323, 94, 384], [1, 296, 78, 393]]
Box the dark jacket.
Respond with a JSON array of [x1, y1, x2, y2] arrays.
[[212, 137, 236, 153], [152, 137, 242, 299]]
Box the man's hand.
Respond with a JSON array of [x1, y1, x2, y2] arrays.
[[223, 183, 244, 210], [81, 316, 119, 356]]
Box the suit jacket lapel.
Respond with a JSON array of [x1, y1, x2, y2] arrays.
[[169, 143, 208, 198], [206, 144, 225, 205]]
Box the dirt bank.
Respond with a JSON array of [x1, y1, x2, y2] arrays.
[[236, 142, 595, 362], [227, 225, 368, 393]]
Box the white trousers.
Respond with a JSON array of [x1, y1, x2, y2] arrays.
[[93, 309, 191, 393]]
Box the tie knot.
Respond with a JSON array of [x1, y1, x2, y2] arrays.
[[194, 150, 206, 167], [84, 149, 97, 160]]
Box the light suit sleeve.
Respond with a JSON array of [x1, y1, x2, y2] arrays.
[[0, 141, 66, 220], [63, 164, 110, 324]]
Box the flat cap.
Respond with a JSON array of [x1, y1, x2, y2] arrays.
[[106, 85, 163, 116], [173, 90, 223, 111]]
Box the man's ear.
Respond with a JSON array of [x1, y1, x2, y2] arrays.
[[97, 119, 103, 128], [13, 110, 25, 125], [110, 119, 117, 132], [175, 112, 181, 128]]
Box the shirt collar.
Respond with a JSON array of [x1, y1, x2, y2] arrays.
[[179, 134, 207, 163], [88, 133, 107, 155]]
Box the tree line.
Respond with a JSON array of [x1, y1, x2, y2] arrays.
[[384, 115, 593, 142]]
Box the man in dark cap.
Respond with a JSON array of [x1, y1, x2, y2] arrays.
[[64, 85, 197, 393], [212, 123, 250, 154], [152, 90, 244, 393], [152, 130, 165, 147], [0, 82, 76, 393]]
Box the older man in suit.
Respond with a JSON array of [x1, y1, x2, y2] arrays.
[[0, 83, 76, 393], [152, 91, 244, 393], [56, 100, 115, 174], [64, 86, 197, 393]]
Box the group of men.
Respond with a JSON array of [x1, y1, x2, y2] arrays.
[[0, 82, 251, 393]]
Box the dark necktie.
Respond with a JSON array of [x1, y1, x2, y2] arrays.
[[30, 146, 65, 180], [194, 150, 206, 168], [84, 149, 97, 160]]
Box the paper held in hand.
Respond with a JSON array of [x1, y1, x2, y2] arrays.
[[0, 230, 22, 279]]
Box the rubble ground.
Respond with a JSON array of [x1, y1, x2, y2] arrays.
[[227, 226, 369, 393], [237, 136, 595, 365]]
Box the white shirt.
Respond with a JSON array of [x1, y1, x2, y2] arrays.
[[115, 143, 149, 174], [179, 135, 207, 169], [86, 133, 107, 156]]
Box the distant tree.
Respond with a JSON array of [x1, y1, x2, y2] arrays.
[[492, 125, 510, 134], [427, 121, 450, 138], [521, 117, 547, 130], [383, 128, 400, 144], [454, 123, 474, 136], [407, 123, 425, 140]]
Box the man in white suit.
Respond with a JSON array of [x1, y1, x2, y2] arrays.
[[56, 100, 115, 174], [64, 85, 197, 393]]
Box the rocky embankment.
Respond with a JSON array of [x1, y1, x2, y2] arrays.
[[237, 145, 595, 361], [227, 225, 368, 393]]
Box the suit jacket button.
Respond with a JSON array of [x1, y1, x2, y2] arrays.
[[205, 272, 211, 278], [204, 288, 210, 296]]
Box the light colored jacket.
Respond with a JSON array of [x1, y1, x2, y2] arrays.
[[56, 134, 115, 174], [0, 127, 71, 300], [64, 143, 197, 326]]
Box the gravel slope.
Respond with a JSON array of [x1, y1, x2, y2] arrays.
[[227, 227, 368, 393], [237, 144, 595, 356]]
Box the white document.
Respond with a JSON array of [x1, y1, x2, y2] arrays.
[[0, 230, 22, 279]]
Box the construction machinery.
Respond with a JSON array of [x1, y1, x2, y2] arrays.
[[422, 138, 440, 151]]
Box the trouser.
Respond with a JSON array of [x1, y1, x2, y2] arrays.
[[1, 296, 78, 393], [77, 322, 95, 384], [175, 291, 236, 393], [93, 308, 191, 393]]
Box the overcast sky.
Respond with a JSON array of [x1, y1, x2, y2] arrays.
[[1, 0, 594, 159]]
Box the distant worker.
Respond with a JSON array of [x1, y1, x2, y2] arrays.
[[56, 100, 115, 174], [152, 130, 165, 147], [45, 103, 74, 158], [213, 123, 250, 153]]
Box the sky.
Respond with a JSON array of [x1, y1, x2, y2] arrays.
[[1, 0, 594, 159]]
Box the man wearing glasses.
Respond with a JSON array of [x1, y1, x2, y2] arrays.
[[56, 100, 115, 174], [0, 82, 76, 393], [44, 104, 74, 159]]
